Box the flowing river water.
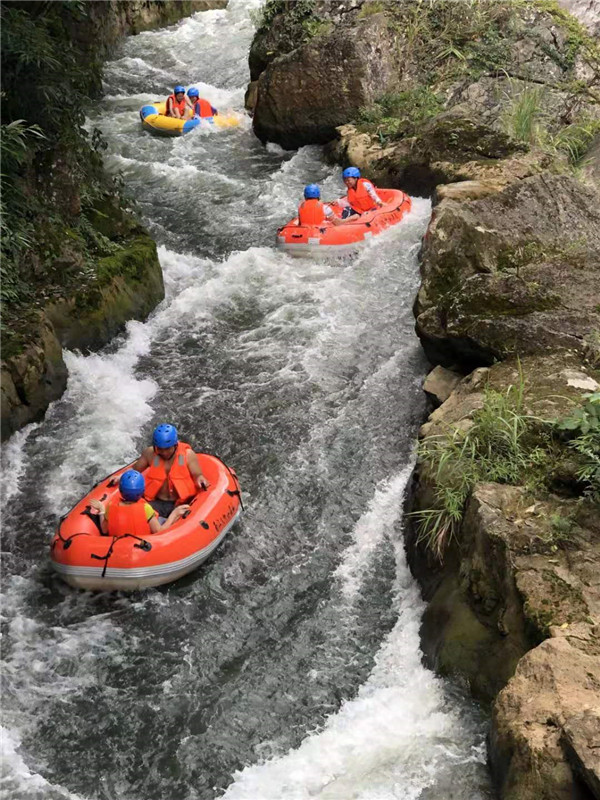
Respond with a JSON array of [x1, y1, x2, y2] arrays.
[[0, 3, 493, 799]]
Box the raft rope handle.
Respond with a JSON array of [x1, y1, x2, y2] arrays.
[[55, 514, 93, 549], [90, 533, 152, 578], [54, 465, 134, 546], [199, 452, 244, 512]]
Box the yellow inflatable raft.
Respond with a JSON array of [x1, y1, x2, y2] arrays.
[[139, 101, 241, 136]]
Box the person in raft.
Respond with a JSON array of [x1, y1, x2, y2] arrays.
[[131, 423, 210, 521], [297, 184, 344, 226], [89, 470, 188, 537], [335, 167, 384, 219], [187, 87, 218, 118], [166, 85, 193, 119]]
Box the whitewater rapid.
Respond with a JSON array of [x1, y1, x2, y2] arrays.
[[1, 2, 491, 798]]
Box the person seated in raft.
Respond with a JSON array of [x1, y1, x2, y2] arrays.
[[334, 167, 384, 219], [298, 184, 344, 226], [187, 87, 218, 118], [131, 423, 209, 522], [89, 470, 189, 536], [166, 85, 193, 119]]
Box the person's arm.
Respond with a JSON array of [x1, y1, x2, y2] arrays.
[[149, 504, 190, 533], [187, 450, 210, 490], [323, 204, 344, 226], [131, 447, 152, 473], [365, 181, 383, 207], [89, 499, 109, 534]]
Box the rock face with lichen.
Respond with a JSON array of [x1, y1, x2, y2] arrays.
[[408, 353, 600, 799], [250, 0, 600, 161], [415, 172, 600, 368], [0, 212, 164, 441], [252, 11, 402, 148]]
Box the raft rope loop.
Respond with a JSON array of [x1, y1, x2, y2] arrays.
[[90, 533, 152, 578], [53, 464, 134, 549]]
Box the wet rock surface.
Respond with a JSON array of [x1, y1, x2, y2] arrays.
[[415, 173, 600, 368], [562, 709, 600, 798], [253, 12, 401, 148]]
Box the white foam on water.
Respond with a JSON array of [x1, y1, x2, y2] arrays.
[[42, 322, 158, 515], [0, 726, 89, 800], [0, 423, 40, 505], [186, 81, 242, 110], [0, 573, 124, 800], [220, 533, 485, 800], [334, 459, 415, 599]]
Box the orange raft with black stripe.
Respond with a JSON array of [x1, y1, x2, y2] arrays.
[[277, 188, 412, 257], [50, 454, 242, 592]]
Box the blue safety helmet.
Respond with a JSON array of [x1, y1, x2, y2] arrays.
[[153, 423, 178, 449], [187, 87, 200, 98], [342, 167, 361, 179], [304, 183, 321, 199], [119, 469, 145, 502], [174, 85, 186, 95]]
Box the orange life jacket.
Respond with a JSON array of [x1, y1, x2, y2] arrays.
[[144, 441, 197, 504], [193, 98, 214, 118], [107, 498, 150, 539], [167, 94, 187, 116], [298, 199, 325, 225], [347, 178, 378, 214]]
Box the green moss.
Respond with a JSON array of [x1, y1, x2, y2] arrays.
[[524, 568, 588, 641], [357, 87, 443, 141], [358, 2, 385, 19], [455, 283, 561, 317], [96, 236, 157, 286], [302, 17, 332, 38], [497, 240, 590, 273], [534, 0, 600, 72]]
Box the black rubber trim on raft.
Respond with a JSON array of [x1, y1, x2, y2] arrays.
[[91, 533, 152, 578]]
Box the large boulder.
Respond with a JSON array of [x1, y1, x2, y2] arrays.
[[491, 638, 600, 800], [562, 709, 600, 797], [253, 12, 401, 148], [416, 173, 600, 367]]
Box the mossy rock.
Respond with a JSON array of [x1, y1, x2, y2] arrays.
[[423, 113, 526, 162], [85, 196, 143, 241], [518, 567, 589, 643], [47, 233, 164, 352]]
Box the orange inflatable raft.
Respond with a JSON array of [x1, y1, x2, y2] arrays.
[[50, 454, 242, 592], [277, 188, 412, 257]]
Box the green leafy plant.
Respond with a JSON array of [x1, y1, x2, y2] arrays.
[[411, 373, 550, 559], [555, 392, 600, 501]]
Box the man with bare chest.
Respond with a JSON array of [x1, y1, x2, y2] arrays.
[[132, 424, 209, 521]]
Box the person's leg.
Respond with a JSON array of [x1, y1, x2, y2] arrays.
[[341, 207, 359, 219]]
